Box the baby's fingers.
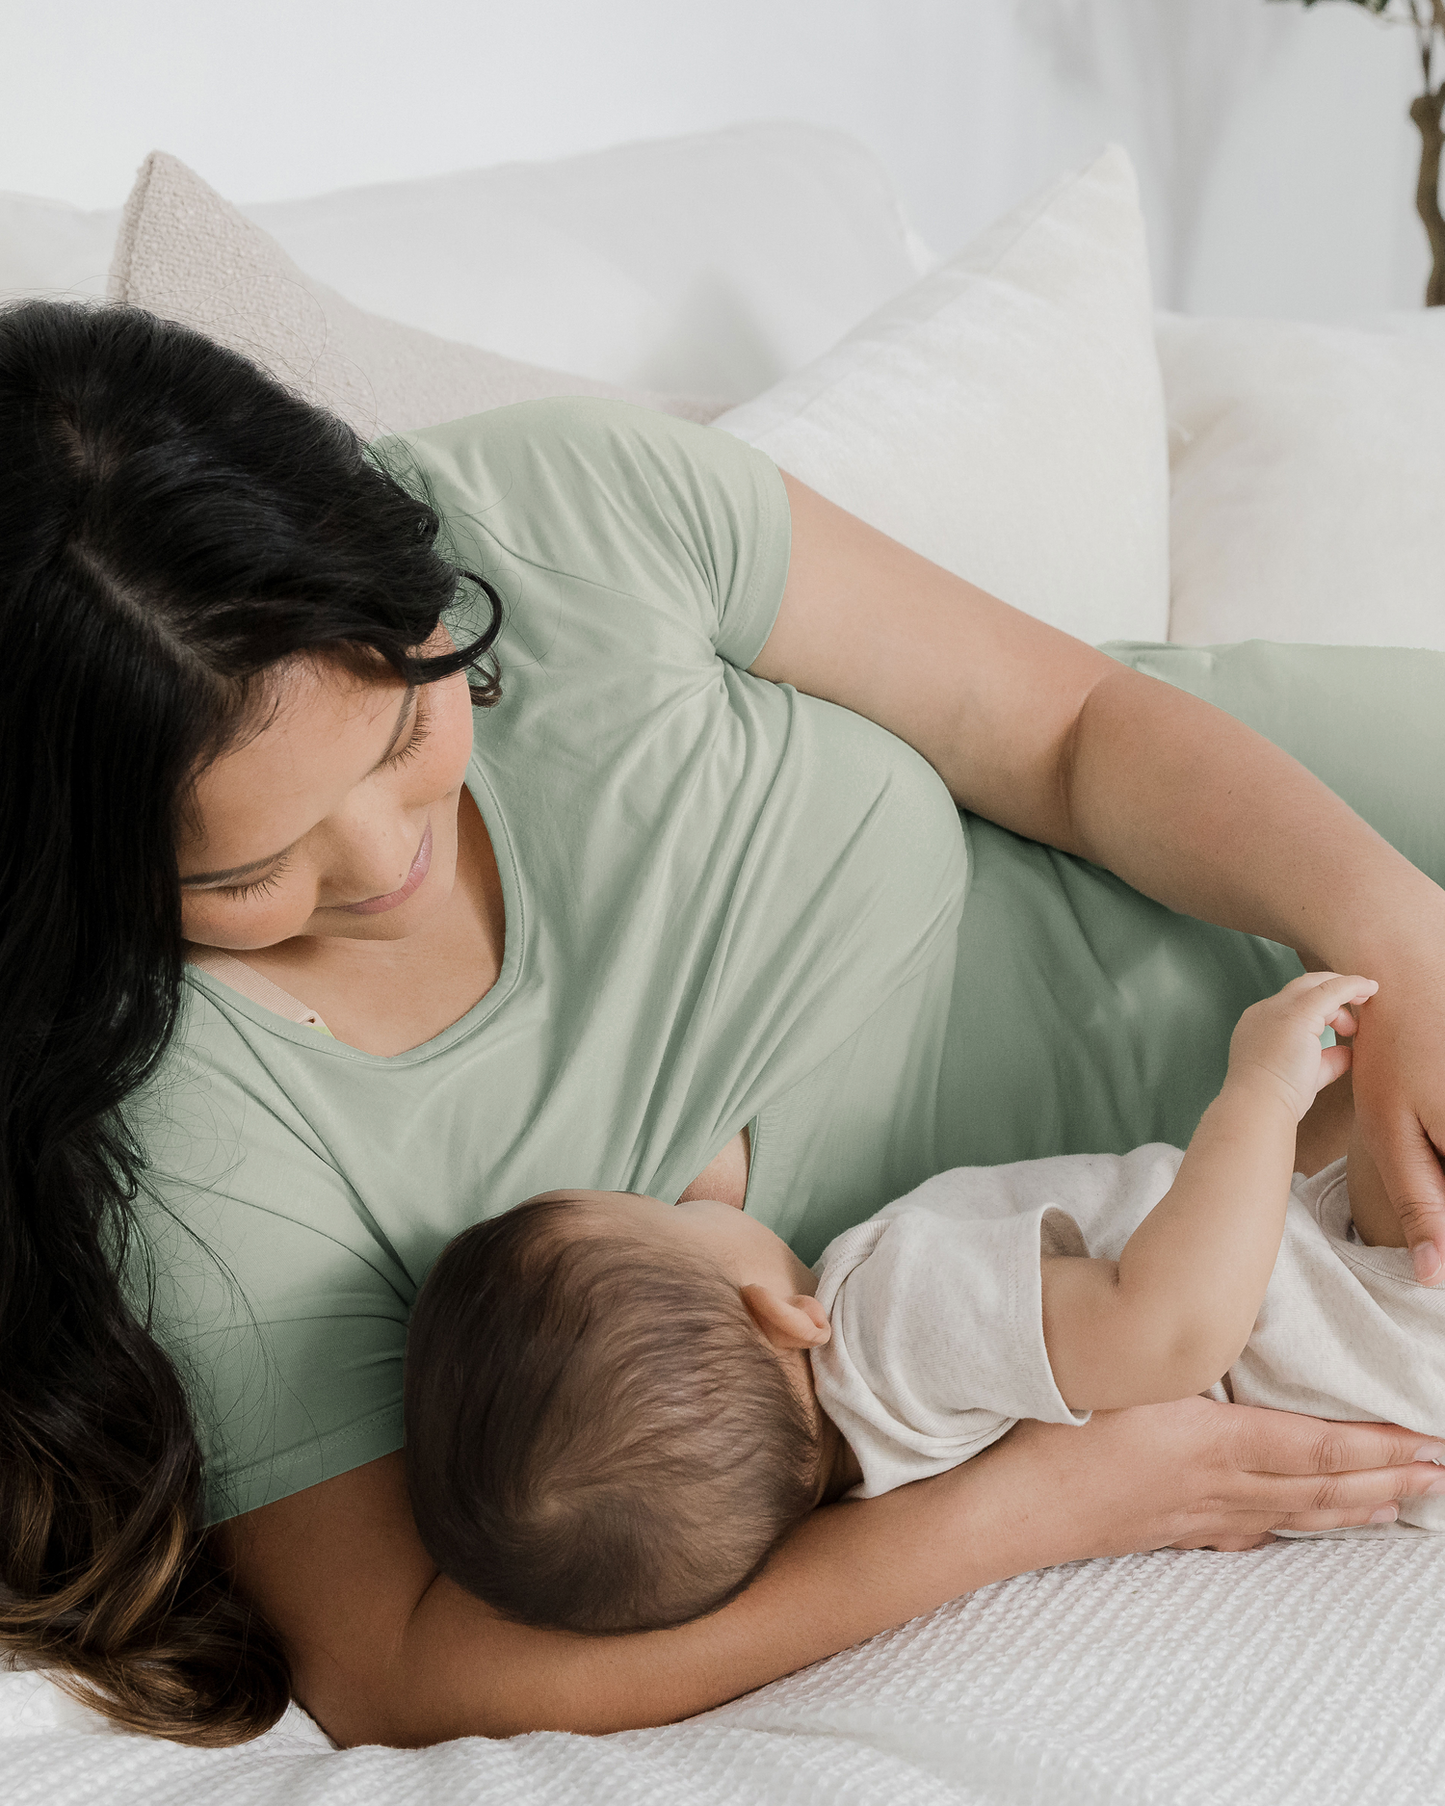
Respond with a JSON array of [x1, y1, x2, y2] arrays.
[[1301, 971, 1377, 1011], [1288, 972, 1377, 1035]]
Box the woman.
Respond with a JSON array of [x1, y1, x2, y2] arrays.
[[3, 300, 1444, 1751]]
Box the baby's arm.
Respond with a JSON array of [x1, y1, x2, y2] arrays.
[[1040, 972, 1377, 1412]]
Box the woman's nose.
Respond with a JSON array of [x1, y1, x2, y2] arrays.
[[320, 810, 426, 907]]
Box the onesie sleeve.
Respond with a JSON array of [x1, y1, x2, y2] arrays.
[[811, 1204, 1091, 1499], [373, 397, 793, 673]]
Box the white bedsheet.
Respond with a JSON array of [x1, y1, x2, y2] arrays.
[[5, 1535, 1442, 1805]]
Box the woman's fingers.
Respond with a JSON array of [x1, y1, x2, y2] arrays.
[[1365, 1112, 1445, 1284], [1217, 1411, 1445, 1530], [1275, 1507, 1398, 1534], [1232, 1407, 1443, 1480], [1172, 1469, 1428, 1540], [1168, 1532, 1276, 1551], [1266, 1462, 1444, 1518], [1169, 1472, 1435, 1547], [1224, 1410, 1445, 1518], [1348, 974, 1445, 1282]]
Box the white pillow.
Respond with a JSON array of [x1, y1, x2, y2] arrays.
[[0, 191, 121, 302], [242, 124, 933, 401], [1159, 310, 1445, 650], [715, 145, 1169, 646], [106, 153, 722, 440]]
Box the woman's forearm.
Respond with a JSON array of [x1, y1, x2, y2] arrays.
[[370, 1401, 1445, 1748], [266, 1415, 1442, 1750], [1065, 663, 1445, 969], [383, 1445, 1071, 1745], [231, 1444, 1085, 1751], [1062, 659, 1445, 1273], [758, 480, 1445, 971]]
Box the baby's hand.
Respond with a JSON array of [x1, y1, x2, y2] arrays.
[[1225, 971, 1379, 1123]]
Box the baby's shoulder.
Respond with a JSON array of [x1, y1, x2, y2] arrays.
[[873, 1144, 1183, 1226]]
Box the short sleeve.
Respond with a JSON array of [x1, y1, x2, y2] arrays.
[[811, 1203, 1090, 1499], [372, 397, 793, 672], [127, 991, 414, 1526]]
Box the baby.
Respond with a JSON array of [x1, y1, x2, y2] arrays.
[[404, 970, 1445, 1637]]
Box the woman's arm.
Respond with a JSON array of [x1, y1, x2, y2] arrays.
[[753, 475, 1445, 1276], [216, 1419, 1445, 1749]]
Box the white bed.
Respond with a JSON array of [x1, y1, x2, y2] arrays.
[[5, 123, 1445, 1803], [7, 1535, 1442, 1804]]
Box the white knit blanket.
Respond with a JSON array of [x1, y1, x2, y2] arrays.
[[6, 1536, 1442, 1805]]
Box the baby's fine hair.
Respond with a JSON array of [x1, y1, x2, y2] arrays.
[[404, 1196, 823, 1634]]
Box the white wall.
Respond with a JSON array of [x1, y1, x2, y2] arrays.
[[0, 0, 1432, 318]]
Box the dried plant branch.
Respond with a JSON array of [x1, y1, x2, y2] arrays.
[[1279, 0, 1445, 301]]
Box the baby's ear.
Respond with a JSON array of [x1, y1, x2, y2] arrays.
[[740, 1283, 831, 1350]]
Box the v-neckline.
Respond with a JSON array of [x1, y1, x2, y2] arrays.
[[184, 945, 333, 1032]]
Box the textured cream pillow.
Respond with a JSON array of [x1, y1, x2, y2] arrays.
[[106, 153, 724, 438], [1160, 310, 1445, 650], [715, 145, 1169, 646]]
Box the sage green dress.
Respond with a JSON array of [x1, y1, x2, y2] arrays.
[[129, 397, 1445, 1524]]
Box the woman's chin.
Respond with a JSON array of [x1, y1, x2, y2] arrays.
[[324, 859, 458, 941]]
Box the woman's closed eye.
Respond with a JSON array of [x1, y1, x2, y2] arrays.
[[383, 690, 431, 771], [216, 850, 294, 902]]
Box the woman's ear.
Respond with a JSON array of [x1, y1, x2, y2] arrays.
[[739, 1283, 831, 1350]]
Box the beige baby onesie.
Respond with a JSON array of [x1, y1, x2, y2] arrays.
[[811, 1145, 1445, 1530]]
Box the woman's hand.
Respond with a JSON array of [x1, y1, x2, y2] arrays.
[[992, 1395, 1444, 1555], [1343, 936, 1445, 1285]]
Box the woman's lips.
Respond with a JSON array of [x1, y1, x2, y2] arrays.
[[341, 822, 433, 915]]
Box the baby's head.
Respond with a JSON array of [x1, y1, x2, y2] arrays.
[[404, 1190, 836, 1634]]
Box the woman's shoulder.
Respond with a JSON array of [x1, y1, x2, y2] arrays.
[[376, 397, 777, 549], [372, 396, 756, 524], [377, 393, 718, 455], [129, 975, 322, 1175], [376, 399, 790, 673]]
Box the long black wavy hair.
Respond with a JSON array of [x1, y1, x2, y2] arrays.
[[0, 299, 503, 1744]]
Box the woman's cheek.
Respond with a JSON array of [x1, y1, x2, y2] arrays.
[[426, 672, 477, 787], [180, 886, 317, 952]]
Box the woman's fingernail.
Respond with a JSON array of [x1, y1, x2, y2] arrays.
[[1413, 1243, 1443, 1284], [1370, 1506, 1400, 1523], [1427, 1480, 1445, 1497], [1414, 1444, 1445, 1464]]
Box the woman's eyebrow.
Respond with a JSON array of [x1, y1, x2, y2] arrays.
[[179, 687, 417, 887]]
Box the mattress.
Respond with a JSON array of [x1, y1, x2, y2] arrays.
[[5, 1533, 1442, 1805]]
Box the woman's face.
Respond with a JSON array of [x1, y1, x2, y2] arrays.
[[177, 631, 476, 950]]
